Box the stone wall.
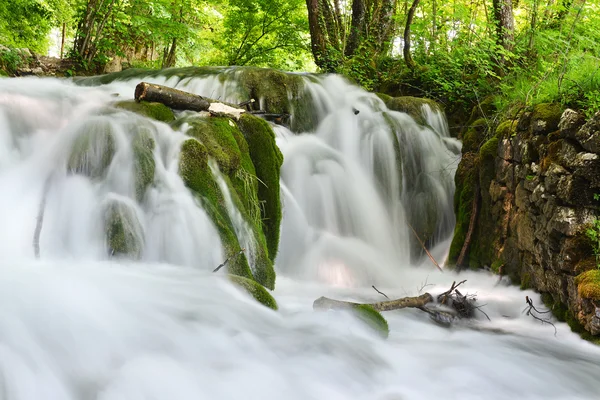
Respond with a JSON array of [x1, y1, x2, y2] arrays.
[[449, 104, 600, 337]]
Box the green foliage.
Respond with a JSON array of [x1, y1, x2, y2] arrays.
[[585, 218, 600, 268], [0, 48, 24, 74], [0, 0, 52, 52]]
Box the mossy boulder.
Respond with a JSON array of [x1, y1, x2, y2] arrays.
[[104, 199, 144, 259], [178, 137, 254, 281], [115, 100, 175, 123], [176, 115, 280, 289], [67, 119, 116, 180], [352, 304, 390, 338], [228, 274, 278, 310], [132, 128, 156, 201], [383, 96, 441, 126], [237, 114, 283, 264], [576, 270, 600, 300], [235, 67, 317, 133], [531, 103, 562, 135]]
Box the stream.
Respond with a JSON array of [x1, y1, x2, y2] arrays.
[[0, 72, 599, 399]]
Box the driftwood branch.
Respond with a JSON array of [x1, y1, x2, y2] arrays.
[[523, 295, 557, 335], [407, 223, 443, 272], [372, 285, 389, 299], [213, 249, 245, 273], [313, 292, 433, 312], [457, 184, 480, 268]]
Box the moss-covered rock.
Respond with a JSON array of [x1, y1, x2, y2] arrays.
[[462, 118, 488, 153], [237, 114, 283, 264], [384, 96, 441, 125], [176, 115, 279, 289], [228, 274, 278, 310], [75, 66, 226, 86], [104, 199, 144, 259], [67, 119, 116, 180], [576, 270, 600, 300], [115, 100, 175, 122], [531, 103, 562, 135], [352, 304, 390, 338], [132, 128, 156, 201], [178, 137, 254, 281], [235, 67, 317, 133], [448, 152, 480, 265]]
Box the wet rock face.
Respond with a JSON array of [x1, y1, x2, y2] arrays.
[[451, 106, 600, 337]]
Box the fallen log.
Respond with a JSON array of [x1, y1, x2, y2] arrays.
[[314, 292, 433, 312], [135, 82, 211, 112]]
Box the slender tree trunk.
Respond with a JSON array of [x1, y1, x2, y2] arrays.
[[403, 0, 421, 70], [306, 0, 329, 70], [492, 0, 515, 52], [60, 22, 66, 59]]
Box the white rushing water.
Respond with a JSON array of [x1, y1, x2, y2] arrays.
[[0, 73, 599, 400]]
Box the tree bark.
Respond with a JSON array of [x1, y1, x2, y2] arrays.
[[403, 0, 421, 70], [313, 292, 433, 312], [345, 0, 367, 57], [492, 0, 515, 52], [135, 82, 210, 111]]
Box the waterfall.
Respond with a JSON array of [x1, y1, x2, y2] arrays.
[[1, 70, 600, 400]]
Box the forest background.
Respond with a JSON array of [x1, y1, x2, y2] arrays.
[[0, 0, 598, 121]]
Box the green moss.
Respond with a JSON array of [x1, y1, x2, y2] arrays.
[[237, 114, 283, 264], [375, 93, 392, 103], [132, 129, 155, 201], [495, 120, 517, 138], [228, 274, 278, 310], [352, 304, 390, 338], [479, 135, 499, 160], [384, 96, 441, 125], [104, 199, 143, 259], [448, 152, 480, 265], [0, 69, 8, 77], [491, 259, 504, 274], [176, 117, 242, 174], [531, 103, 562, 133], [178, 138, 254, 281], [520, 272, 532, 290], [115, 100, 175, 123], [462, 118, 488, 153], [236, 68, 316, 132], [75, 66, 226, 86], [575, 270, 600, 300], [67, 119, 116, 180]]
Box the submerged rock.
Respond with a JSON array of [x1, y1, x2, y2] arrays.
[[228, 274, 278, 310], [67, 119, 116, 180], [103, 199, 144, 259]]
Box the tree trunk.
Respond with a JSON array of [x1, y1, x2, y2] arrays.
[[60, 23, 66, 59], [345, 0, 367, 57], [306, 0, 330, 70], [135, 82, 210, 111], [403, 0, 421, 70], [492, 0, 515, 52]]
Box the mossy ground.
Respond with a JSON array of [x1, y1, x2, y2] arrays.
[[352, 304, 390, 338], [115, 100, 175, 123], [228, 274, 278, 310]]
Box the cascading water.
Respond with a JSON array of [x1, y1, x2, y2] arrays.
[[1, 71, 600, 400]]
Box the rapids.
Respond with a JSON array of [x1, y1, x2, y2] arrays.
[[0, 72, 599, 400]]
